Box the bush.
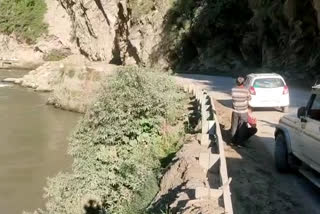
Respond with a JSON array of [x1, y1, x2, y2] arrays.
[[32, 67, 186, 214], [43, 49, 71, 61], [0, 0, 48, 43]]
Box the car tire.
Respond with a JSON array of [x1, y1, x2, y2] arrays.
[[282, 106, 289, 113], [275, 133, 290, 172]]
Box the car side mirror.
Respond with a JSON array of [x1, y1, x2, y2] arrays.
[[297, 107, 306, 118]]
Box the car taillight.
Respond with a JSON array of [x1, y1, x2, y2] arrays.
[[283, 85, 289, 94], [249, 86, 256, 95]]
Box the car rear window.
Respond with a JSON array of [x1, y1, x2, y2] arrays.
[[253, 78, 285, 88]]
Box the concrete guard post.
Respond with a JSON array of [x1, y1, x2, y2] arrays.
[[201, 91, 210, 146], [183, 84, 233, 214]]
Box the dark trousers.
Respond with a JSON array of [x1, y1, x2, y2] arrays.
[[231, 111, 248, 138], [234, 123, 257, 145], [231, 111, 257, 145]]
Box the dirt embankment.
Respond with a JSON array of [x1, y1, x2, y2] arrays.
[[151, 135, 224, 214], [214, 101, 312, 214], [150, 97, 224, 214]]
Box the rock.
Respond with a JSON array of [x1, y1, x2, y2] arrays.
[[34, 36, 72, 58], [150, 136, 224, 214], [58, 0, 170, 67], [3, 78, 19, 83], [44, 0, 76, 51], [18, 54, 118, 113], [0, 34, 43, 68], [35, 86, 53, 92], [0, 0, 76, 68], [48, 61, 117, 112], [314, 0, 320, 30], [20, 61, 62, 91], [14, 79, 23, 84], [3, 78, 24, 85]]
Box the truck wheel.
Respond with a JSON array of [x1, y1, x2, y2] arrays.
[[282, 106, 289, 113], [275, 133, 289, 172]]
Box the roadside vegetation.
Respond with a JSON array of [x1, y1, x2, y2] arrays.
[[0, 0, 47, 43], [152, 0, 248, 68], [43, 49, 71, 61], [29, 67, 187, 214]]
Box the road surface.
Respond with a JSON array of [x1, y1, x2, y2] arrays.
[[176, 74, 320, 214]]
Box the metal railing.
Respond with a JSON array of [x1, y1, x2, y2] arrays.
[[183, 84, 233, 214]]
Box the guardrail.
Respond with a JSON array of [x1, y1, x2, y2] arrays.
[[183, 84, 233, 214]]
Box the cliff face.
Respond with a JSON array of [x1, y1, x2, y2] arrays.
[[0, 0, 75, 67], [243, 0, 320, 79], [57, 0, 320, 80], [58, 0, 171, 67], [169, 0, 320, 81], [4, 0, 320, 82]]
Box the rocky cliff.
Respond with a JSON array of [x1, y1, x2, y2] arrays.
[[3, 0, 320, 79], [4, 0, 320, 112], [53, 0, 320, 81], [169, 0, 320, 82], [0, 0, 75, 67], [58, 0, 172, 67]]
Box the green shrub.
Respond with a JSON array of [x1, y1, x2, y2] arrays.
[[32, 67, 186, 214], [43, 49, 71, 61], [0, 0, 48, 43]]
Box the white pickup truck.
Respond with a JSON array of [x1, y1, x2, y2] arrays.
[[275, 85, 320, 187]]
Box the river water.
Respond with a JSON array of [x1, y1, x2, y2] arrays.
[[0, 69, 80, 213]]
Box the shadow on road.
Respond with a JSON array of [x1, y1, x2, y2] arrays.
[[217, 99, 233, 109], [259, 119, 277, 128], [225, 138, 320, 214], [252, 107, 284, 113], [177, 74, 234, 95], [213, 99, 320, 214]]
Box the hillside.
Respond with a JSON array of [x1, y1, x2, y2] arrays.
[[56, 0, 320, 82], [2, 1, 320, 213], [1, 0, 320, 81]]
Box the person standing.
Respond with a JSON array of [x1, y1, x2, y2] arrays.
[[231, 76, 251, 144]]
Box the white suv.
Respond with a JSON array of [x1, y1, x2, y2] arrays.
[[275, 85, 320, 187], [244, 73, 290, 112]]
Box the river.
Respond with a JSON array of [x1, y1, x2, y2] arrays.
[[0, 69, 81, 214]]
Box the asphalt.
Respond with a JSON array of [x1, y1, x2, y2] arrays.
[[175, 74, 320, 214]]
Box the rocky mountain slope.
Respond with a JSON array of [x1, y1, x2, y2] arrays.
[[3, 0, 320, 111], [0, 0, 75, 67], [57, 0, 173, 67], [164, 0, 320, 82], [53, 0, 320, 81], [3, 0, 320, 81]]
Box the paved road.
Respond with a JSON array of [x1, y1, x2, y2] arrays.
[[176, 74, 309, 156], [176, 74, 320, 214]]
